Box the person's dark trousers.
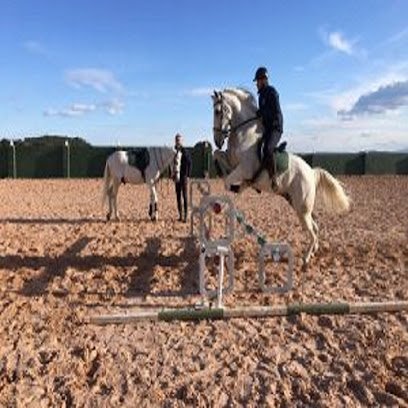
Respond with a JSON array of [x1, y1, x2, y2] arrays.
[[175, 178, 188, 221], [261, 130, 282, 188], [262, 129, 282, 159]]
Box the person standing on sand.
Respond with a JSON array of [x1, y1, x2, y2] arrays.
[[173, 133, 191, 222]]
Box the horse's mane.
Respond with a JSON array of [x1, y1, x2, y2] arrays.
[[223, 87, 257, 111]]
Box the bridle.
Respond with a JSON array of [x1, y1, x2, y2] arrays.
[[213, 98, 258, 139]]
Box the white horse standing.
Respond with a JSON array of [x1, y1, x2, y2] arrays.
[[102, 147, 174, 221], [212, 88, 351, 265]]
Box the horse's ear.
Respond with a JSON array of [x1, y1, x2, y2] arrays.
[[213, 90, 218, 98]]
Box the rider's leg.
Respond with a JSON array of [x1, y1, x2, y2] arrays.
[[264, 130, 282, 189]]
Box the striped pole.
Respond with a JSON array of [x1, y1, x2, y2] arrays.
[[89, 300, 408, 325]]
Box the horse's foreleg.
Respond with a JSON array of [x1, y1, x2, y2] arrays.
[[148, 182, 158, 221], [213, 150, 231, 177], [224, 165, 247, 194]]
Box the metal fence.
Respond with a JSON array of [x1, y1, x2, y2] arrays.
[[0, 139, 407, 178]]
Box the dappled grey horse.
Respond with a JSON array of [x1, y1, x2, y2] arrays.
[[102, 147, 174, 221]]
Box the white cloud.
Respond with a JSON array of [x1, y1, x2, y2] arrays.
[[43, 99, 125, 118], [185, 87, 214, 97], [330, 71, 408, 112], [99, 98, 125, 115], [328, 32, 353, 55], [319, 27, 356, 55], [385, 26, 408, 45], [297, 28, 362, 71], [285, 103, 308, 112], [23, 40, 48, 56], [65, 68, 123, 93], [294, 106, 408, 152], [44, 103, 96, 117], [338, 80, 408, 119], [294, 61, 408, 151]]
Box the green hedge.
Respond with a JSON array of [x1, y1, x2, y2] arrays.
[[298, 153, 313, 167], [14, 144, 64, 178], [69, 146, 116, 178], [191, 141, 216, 178], [365, 152, 408, 175], [0, 143, 8, 178], [0, 136, 407, 178], [311, 153, 365, 175]]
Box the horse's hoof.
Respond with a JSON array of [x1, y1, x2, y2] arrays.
[[230, 185, 240, 194], [106, 213, 111, 221]]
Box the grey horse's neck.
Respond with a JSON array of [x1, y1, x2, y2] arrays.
[[224, 88, 258, 122], [224, 88, 262, 148]]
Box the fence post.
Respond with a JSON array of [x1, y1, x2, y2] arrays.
[[9, 140, 17, 178], [204, 141, 209, 179], [64, 140, 71, 178]]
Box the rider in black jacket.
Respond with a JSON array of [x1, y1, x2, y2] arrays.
[[254, 66, 283, 186]]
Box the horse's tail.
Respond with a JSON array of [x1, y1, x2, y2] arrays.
[[101, 161, 111, 207], [314, 168, 351, 213]]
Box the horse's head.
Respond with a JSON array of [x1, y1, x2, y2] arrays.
[[212, 90, 233, 149], [212, 88, 259, 150]]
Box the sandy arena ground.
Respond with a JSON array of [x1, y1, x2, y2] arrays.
[[0, 176, 407, 407]]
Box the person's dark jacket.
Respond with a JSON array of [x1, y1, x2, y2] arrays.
[[175, 147, 192, 180], [258, 85, 283, 133]]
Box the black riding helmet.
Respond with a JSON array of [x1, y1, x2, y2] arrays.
[[253, 66, 268, 81]]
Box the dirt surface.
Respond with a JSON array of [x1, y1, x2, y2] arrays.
[[0, 177, 407, 407]]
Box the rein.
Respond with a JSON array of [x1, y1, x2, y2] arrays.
[[231, 116, 259, 132], [213, 99, 258, 138], [213, 116, 258, 138]]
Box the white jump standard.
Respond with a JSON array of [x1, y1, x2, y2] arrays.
[[195, 187, 295, 306], [234, 209, 295, 294], [259, 243, 294, 294], [189, 179, 212, 237], [197, 195, 236, 306], [199, 244, 234, 308]]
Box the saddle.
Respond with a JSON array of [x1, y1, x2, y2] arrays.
[[255, 140, 289, 176], [128, 148, 150, 181]]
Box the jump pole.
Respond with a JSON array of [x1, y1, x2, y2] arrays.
[[89, 300, 408, 325]]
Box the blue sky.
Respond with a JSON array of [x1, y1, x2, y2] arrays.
[[1, 0, 408, 151]]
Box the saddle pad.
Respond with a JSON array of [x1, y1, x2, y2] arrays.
[[256, 139, 289, 175], [128, 148, 150, 172], [275, 151, 289, 174]]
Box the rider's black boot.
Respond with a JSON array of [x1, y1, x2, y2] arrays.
[[264, 154, 278, 191]]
